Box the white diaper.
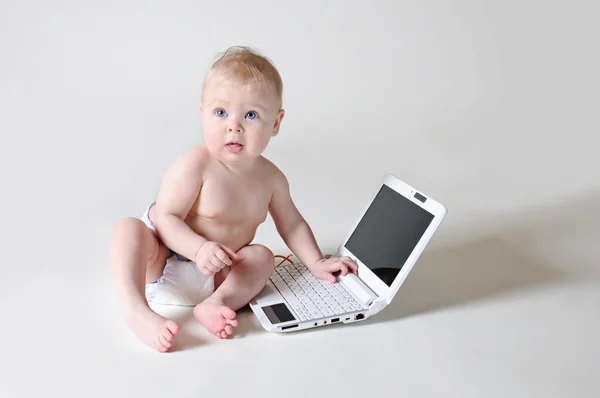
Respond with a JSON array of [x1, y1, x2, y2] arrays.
[[145, 256, 215, 307], [139, 202, 214, 306]]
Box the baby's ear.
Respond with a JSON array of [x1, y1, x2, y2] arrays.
[[272, 109, 285, 136], [199, 104, 204, 114]]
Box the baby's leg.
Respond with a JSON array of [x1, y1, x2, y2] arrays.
[[109, 217, 180, 352], [193, 244, 274, 338]]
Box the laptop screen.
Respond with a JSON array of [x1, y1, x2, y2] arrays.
[[344, 185, 434, 287]]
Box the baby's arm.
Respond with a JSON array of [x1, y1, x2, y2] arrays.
[[269, 170, 357, 282], [269, 169, 323, 267], [152, 147, 208, 261]]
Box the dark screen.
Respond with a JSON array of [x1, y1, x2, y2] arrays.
[[345, 185, 434, 286]]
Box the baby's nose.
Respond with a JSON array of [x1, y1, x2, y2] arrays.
[[228, 122, 243, 133]]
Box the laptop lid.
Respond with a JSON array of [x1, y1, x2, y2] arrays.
[[336, 174, 447, 303]]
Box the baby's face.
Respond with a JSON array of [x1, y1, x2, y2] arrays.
[[200, 81, 283, 164]]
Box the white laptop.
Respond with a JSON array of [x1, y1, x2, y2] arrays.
[[249, 174, 447, 332]]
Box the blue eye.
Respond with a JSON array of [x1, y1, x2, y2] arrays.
[[246, 111, 258, 120], [215, 109, 227, 117]]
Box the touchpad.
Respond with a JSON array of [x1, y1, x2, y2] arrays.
[[262, 303, 296, 324], [254, 283, 281, 305]]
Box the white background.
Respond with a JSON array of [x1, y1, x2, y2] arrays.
[[1, 1, 599, 397]]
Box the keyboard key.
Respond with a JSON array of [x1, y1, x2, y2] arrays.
[[321, 307, 334, 316], [310, 309, 323, 318], [301, 308, 312, 320]]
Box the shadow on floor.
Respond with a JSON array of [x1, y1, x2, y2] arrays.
[[371, 190, 600, 323]]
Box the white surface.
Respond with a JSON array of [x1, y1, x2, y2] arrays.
[[1, 1, 599, 397]]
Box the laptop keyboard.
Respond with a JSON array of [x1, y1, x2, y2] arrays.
[[268, 262, 366, 321]]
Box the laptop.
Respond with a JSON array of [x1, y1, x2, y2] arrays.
[[249, 174, 447, 332]]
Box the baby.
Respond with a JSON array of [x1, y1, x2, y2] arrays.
[[109, 46, 358, 352]]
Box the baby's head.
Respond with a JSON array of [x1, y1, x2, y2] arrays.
[[200, 46, 285, 163]]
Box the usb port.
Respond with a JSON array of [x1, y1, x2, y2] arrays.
[[281, 324, 298, 330], [331, 318, 340, 323]]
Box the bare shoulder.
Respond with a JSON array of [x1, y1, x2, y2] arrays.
[[156, 144, 211, 217], [262, 157, 301, 226], [167, 144, 210, 177], [258, 156, 289, 195]]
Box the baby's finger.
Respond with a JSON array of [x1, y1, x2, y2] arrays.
[[342, 259, 359, 274], [198, 265, 216, 276], [317, 270, 336, 283], [214, 249, 232, 266], [220, 245, 240, 260], [211, 256, 228, 270], [207, 259, 222, 273], [327, 261, 343, 272], [339, 262, 349, 276], [204, 264, 220, 275]]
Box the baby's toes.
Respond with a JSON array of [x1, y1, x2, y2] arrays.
[[165, 320, 180, 336], [220, 330, 228, 339], [225, 325, 233, 335], [154, 339, 168, 352], [160, 334, 172, 348], [161, 330, 173, 342]]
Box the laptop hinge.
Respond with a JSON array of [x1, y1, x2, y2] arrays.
[[339, 273, 378, 307]]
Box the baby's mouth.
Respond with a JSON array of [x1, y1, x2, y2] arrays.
[[226, 142, 244, 154]]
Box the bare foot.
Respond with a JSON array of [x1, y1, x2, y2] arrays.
[[193, 300, 238, 339], [125, 307, 180, 352]]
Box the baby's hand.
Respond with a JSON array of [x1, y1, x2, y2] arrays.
[[194, 241, 239, 276], [309, 256, 358, 283]]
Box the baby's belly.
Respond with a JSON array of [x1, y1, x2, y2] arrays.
[[186, 215, 261, 252]]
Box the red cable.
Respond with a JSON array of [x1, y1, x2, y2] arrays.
[[274, 254, 294, 267]]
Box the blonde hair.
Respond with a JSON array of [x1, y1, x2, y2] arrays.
[[202, 46, 283, 108]]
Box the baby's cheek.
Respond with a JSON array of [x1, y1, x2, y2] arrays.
[[256, 135, 272, 152]]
